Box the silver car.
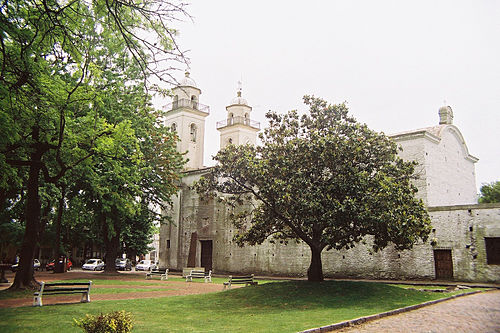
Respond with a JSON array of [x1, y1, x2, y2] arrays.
[[82, 259, 105, 271]]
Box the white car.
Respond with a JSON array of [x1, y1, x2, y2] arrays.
[[33, 259, 41, 270], [82, 259, 105, 271], [135, 260, 156, 271], [11, 258, 40, 272]]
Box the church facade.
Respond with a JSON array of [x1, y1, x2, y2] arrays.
[[159, 73, 500, 283]]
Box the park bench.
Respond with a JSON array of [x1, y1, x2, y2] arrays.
[[185, 269, 212, 283], [146, 268, 169, 280], [223, 274, 257, 290], [33, 281, 92, 306]]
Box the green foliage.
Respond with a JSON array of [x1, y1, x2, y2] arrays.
[[74, 311, 133, 333], [478, 181, 500, 203], [196, 96, 431, 281], [0, 0, 188, 287]]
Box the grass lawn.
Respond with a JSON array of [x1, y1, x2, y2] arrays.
[[0, 280, 484, 333]]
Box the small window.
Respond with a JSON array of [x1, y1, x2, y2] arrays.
[[173, 95, 179, 108], [171, 123, 177, 132], [228, 138, 233, 144], [485, 238, 500, 265], [191, 95, 198, 109], [167, 240, 171, 249], [190, 123, 197, 142]]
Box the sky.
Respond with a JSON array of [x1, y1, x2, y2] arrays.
[[157, 0, 500, 190]]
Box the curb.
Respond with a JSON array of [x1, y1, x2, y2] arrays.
[[299, 290, 483, 333]]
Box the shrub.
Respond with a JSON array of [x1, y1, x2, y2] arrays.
[[74, 311, 133, 333]]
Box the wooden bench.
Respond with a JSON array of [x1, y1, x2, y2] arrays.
[[146, 268, 168, 280], [186, 269, 211, 283], [33, 281, 92, 306], [223, 274, 257, 290]]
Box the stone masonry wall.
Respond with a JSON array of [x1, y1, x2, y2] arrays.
[[160, 170, 500, 283]]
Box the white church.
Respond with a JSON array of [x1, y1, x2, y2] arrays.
[[159, 72, 500, 283]]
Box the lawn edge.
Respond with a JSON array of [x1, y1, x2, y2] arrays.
[[299, 289, 485, 333]]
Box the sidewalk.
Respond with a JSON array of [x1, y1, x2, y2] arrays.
[[335, 289, 500, 332]]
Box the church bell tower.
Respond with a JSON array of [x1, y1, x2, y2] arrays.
[[164, 71, 210, 170], [216, 85, 260, 149]]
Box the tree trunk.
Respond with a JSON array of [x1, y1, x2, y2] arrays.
[[55, 186, 66, 257], [307, 245, 324, 282], [103, 216, 120, 273], [10, 140, 43, 290]]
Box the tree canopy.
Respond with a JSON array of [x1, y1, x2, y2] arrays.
[[479, 181, 500, 204], [196, 96, 432, 281], [1, 0, 187, 288]]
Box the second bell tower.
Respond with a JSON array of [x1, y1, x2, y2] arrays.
[[216, 87, 260, 149]]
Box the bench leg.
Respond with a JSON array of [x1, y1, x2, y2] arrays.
[[81, 292, 90, 303], [33, 293, 42, 307]]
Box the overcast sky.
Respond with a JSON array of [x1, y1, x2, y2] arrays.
[[159, 0, 500, 191]]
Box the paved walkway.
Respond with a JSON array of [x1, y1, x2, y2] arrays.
[[337, 290, 500, 333]]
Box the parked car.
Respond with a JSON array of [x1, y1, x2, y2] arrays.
[[46, 259, 72, 271], [115, 258, 132, 271], [135, 259, 155, 271], [11, 259, 40, 272], [82, 259, 105, 271]]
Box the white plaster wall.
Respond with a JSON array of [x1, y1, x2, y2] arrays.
[[165, 111, 207, 170], [219, 125, 258, 149], [392, 135, 428, 204], [172, 86, 200, 101], [424, 128, 477, 206], [226, 104, 252, 118], [393, 126, 478, 207]]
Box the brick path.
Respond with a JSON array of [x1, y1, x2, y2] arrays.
[[337, 290, 500, 333]]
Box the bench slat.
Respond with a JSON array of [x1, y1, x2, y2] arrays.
[[43, 288, 89, 293], [43, 282, 91, 286], [39, 290, 89, 295]]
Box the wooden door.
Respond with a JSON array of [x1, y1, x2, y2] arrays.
[[434, 249, 453, 279], [200, 240, 213, 272]]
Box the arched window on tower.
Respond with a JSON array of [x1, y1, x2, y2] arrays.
[[190, 123, 197, 142], [244, 113, 249, 125], [228, 113, 234, 126], [191, 95, 198, 109], [173, 95, 179, 109], [171, 123, 177, 132]]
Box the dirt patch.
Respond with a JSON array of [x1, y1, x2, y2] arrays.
[[0, 270, 227, 308]]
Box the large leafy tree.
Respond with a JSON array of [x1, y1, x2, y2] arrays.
[[1, 0, 188, 288], [478, 181, 500, 204], [196, 96, 432, 282]]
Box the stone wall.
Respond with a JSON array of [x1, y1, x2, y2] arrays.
[[159, 173, 500, 283], [427, 203, 500, 282]]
